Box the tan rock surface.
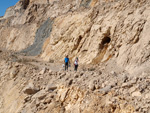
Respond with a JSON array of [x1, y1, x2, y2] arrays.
[[0, 0, 150, 113], [0, 0, 150, 75]]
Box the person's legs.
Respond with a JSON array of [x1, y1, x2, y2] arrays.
[[65, 63, 67, 70], [74, 65, 76, 71], [76, 65, 78, 71], [66, 62, 68, 70], [65, 62, 68, 70], [75, 65, 78, 71]]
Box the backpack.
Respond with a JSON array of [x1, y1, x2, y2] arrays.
[[74, 60, 78, 65]]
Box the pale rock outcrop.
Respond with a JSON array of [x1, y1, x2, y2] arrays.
[[3, 6, 16, 18], [40, 0, 150, 75], [3, 0, 29, 19]]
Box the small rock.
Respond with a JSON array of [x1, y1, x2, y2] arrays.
[[101, 83, 105, 88], [109, 81, 117, 87], [10, 67, 19, 78], [89, 83, 95, 91], [39, 68, 46, 75], [130, 79, 137, 85], [95, 84, 100, 89], [122, 82, 133, 88], [14, 63, 21, 67], [98, 70, 102, 75], [49, 69, 52, 73], [104, 81, 109, 86], [23, 83, 39, 95], [32, 90, 47, 100], [129, 87, 136, 93], [74, 74, 79, 78], [24, 96, 31, 103], [49, 59, 54, 63], [46, 84, 57, 91], [44, 98, 51, 104], [120, 74, 128, 83], [80, 72, 84, 76], [88, 67, 95, 71], [38, 103, 45, 110], [61, 72, 66, 77], [122, 89, 129, 95], [60, 89, 69, 102], [99, 85, 112, 94], [110, 71, 117, 76], [132, 91, 142, 97], [144, 93, 150, 99]]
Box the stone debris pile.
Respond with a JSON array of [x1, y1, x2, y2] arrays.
[[0, 52, 149, 113]]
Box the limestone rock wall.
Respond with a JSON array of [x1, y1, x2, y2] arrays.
[[0, 0, 150, 74], [0, 24, 37, 51], [1, 0, 150, 112], [41, 0, 150, 74]]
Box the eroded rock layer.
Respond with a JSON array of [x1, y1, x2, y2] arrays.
[[0, 0, 150, 74], [0, 0, 150, 113]]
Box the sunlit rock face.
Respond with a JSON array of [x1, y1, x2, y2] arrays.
[[0, 0, 150, 74], [0, 1, 150, 113]]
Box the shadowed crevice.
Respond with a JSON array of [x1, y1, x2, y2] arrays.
[[99, 36, 111, 49], [23, 0, 30, 9], [101, 36, 111, 45]]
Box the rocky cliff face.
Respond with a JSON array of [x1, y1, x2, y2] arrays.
[[0, 0, 150, 74], [0, 0, 150, 113]]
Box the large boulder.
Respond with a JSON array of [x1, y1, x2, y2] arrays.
[[23, 83, 39, 95]]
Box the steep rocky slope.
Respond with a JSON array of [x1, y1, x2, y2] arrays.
[[0, 50, 150, 113], [0, 0, 150, 113]]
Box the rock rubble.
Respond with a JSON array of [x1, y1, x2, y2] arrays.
[[0, 50, 149, 112]]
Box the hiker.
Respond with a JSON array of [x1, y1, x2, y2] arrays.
[[64, 55, 70, 71], [74, 57, 79, 71]]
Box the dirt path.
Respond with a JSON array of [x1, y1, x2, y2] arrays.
[[0, 49, 80, 72]]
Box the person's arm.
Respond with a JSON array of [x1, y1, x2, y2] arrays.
[[69, 58, 71, 64]]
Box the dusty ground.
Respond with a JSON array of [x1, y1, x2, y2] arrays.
[[0, 49, 150, 113]]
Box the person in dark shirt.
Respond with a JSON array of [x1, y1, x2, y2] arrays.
[[74, 57, 79, 71], [64, 55, 70, 71]]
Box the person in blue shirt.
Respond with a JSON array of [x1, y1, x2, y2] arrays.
[[64, 55, 70, 71]]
